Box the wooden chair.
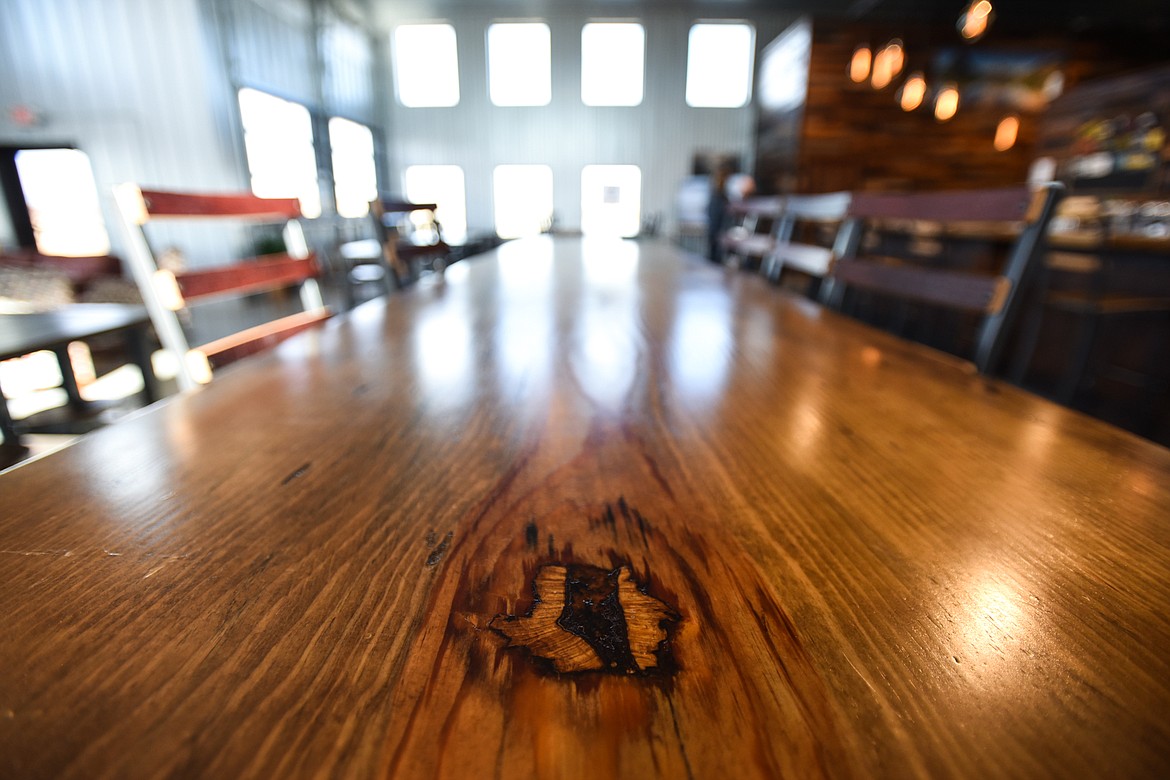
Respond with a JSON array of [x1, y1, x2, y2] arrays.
[[114, 186, 330, 391], [370, 198, 450, 288], [760, 192, 851, 296], [820, 184, 1063, 374]]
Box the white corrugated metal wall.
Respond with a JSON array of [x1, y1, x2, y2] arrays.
[[212, 0, 380, 256], [0, 0, 379, 264], [373, 2, 799, 238], [1, 0, 797, 256], [0, 0, 243, 261]]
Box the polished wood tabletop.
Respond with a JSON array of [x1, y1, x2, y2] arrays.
[[2, 238, 1169, 779]]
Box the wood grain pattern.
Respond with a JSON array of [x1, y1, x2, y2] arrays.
[[174, 255, 320, 302], [139, 189, 302, 219], [489, 555, 679, 676], [756, 26, 1120, 197], [761, 27, 1038, 195], [848, 187, 1036, 223], [1, 238, 1169, 779], [197, 309, 333, 368], [829, 258, 1009, 312]]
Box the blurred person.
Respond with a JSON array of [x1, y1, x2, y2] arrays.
[[707, 166, 730, 263]]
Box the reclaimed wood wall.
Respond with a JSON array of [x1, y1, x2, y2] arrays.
[[756, 24, 1111, 195]]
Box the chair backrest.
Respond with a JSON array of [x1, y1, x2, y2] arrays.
[[114, 185, 329, 391], [369, 198, 450, 286], [820, 184, 1063, 374], [763, 191, 851, 282], [721, 197, 786, 261], [726, 196, 786, 224]]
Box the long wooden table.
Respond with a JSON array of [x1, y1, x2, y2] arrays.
[[2, 237, 1169, 778]]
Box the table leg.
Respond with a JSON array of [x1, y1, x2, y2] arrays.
[[52, 345, 88, 410], [125, 326, 159, 403], [0, 375, 26, 450]]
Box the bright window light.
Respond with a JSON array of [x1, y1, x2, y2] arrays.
[[488, 23, 551, 106], [581, 165, 641, 238], [393, 24, 460, 107], [14, 148, 110, 256], [758, 20, 811, 111], [238, 88, 321, 218], [581, 23, 644, 106], [404, 165, 468, 245], [329, 118, 377, 218], [685, 23, 756, 108], [493, 165, 553, 239]]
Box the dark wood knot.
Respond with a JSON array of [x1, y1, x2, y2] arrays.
[[490, 563, 680, 676]]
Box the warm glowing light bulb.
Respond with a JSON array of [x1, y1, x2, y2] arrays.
[[961, 15, 987, 39], [935, 84, 960, 121], [870, 41, 905, 89], [899, 72, 927, 111], [994, 115, 1020, 151], [850, 45, 872, 83], [885, 40, 905, 78], [959, 1, 994, 41], [871, 53, 892, 88]]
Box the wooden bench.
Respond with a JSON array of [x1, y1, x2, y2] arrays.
[[760, 192, 851, 296], [719, 196, 785, 270], [114, 186, 330, 390], [821, 184, 1063, 374]]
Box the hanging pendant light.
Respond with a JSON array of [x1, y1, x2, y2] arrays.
[[898, 72, 927, 111], [885, 40, 905, 77], [871, 39, 905, 89], [850, 44, 872, 83], [934, 83, 960, 121], [994, 115, 1020, 151], [958, 1, 994, 42]]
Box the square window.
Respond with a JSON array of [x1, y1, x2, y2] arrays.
[[487, 23, 552, 107], [685, 23, 756, 108], [14, 149, 110, 256], [238, 88, 321, 218], [404, 165, 468, 245], [581, 165, 641, 238], [581, 23, 644, 106], [493, 165, 553, 238], [393, 24, 460, 107], [329, 118, 377, 219]]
